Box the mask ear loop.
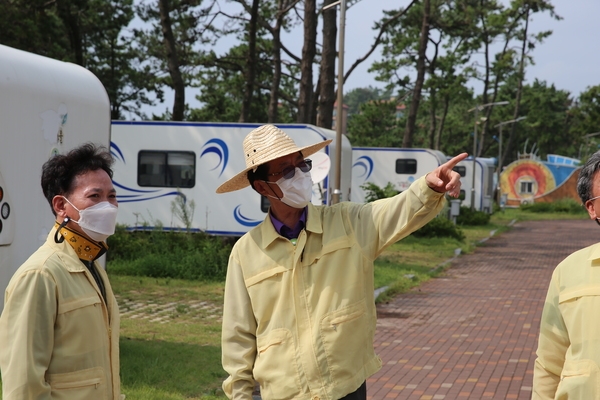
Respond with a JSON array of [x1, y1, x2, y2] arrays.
[[262, 180, 282, 201], [54, 217, 70, 243]]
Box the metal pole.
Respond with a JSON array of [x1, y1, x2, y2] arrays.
[[497, 124, 503, 204], [471, 106, 478, 211], [331, 0, 346, 204]]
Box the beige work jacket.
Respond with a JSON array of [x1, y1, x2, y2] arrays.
[[0, 227, 122, 400], [222, 176, 445, 400], [533, 242, 600, 399]]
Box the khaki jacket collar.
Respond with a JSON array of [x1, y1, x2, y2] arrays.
[[258, 203, 325, 248]]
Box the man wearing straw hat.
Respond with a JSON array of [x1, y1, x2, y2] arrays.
[[217, 124, 467, 400]]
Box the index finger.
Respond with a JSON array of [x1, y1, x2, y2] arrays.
[[443, 152, 469, 169]]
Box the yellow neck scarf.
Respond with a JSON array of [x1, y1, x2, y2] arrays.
[[54, 222, 108, 261]]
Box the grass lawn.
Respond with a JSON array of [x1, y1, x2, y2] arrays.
[[0, 207, 588, 399]]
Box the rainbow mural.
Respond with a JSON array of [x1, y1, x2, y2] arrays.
[[499, 155, 580, 205]]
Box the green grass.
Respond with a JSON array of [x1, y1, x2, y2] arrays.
[[110, 276, 228, 399]]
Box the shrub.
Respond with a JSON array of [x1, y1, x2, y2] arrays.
[[520, 198, 586, 214], [106, 226, 233, 281], [412, 216, 465, 241], [456, 206, 491, 226], [361, 182, 399, 203]]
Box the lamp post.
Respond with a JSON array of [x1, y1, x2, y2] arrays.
[[323, 0, 346, 205], [494, 116, 526, 204], [467, 101, 509, 210]]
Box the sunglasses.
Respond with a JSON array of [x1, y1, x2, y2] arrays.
[[268, 159, 312, 180]]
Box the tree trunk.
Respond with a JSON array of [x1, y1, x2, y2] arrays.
[[503, 6, 529, 164], [435, 95, 450, 150], [158, 0, 185, 121], [317, 0, 337, 129], [428, 87, 437, 149], [57, 0, 84, 66], [268, 16, 282, 123], [297, 0, 317, 123], [239, 0, 260, 122], [403, 0, 430, 148]]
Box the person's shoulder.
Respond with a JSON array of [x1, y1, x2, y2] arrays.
[[557, 242, 600, 271], [6, 244, 63, 289]]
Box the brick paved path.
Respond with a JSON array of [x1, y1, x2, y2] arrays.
[[369, 219, 599, 400]]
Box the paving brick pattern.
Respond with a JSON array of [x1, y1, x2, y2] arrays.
[[369, 219, 599, 400]]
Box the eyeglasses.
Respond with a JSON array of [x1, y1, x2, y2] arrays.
[[268, 159, 312, 180], [587, 194, 600, 203]]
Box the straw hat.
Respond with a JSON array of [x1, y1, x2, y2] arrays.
[[216, 124, 332, 193]]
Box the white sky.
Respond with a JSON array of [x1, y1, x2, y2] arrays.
[[141, 0, 600, 117]]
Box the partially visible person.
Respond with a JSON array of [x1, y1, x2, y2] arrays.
[[532, 150, 600, 399], [217, 124, 467, 400], [0, 143, 124, 400]]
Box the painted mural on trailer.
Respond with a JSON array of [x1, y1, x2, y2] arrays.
[[500, 154, 581, 207]]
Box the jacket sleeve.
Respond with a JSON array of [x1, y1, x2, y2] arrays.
[[352, 175, 446, 259], [221, 250, 258, 400], [532, 270, 568, 400], [0, 270, 57, 399]]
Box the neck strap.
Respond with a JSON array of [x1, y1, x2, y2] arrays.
[[54, 222, 107, 262]]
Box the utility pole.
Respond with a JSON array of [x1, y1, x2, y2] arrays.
[[323, 0, 346, 204]]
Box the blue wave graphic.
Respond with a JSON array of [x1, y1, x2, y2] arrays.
[[113, 181, 182, 203], [233, 205, 262, 227], [110, 142, 126, 164], [201, 138, 229, 177], [352, 156, 374, 181], [116, 191, 183, 203]]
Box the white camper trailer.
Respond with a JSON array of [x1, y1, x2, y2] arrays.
[[351, 147, 447, 203], [110, 122, 352, 236], [0, 45, 111, 310], [454, 157, 495, 213]]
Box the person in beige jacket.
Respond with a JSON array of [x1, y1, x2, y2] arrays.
[[216, 125, 467, 400], [0, 143, 124, 399], [533, 150, 600, 399]]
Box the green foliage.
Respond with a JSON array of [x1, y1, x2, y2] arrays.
[[520, 198, 586, 215], [171, 195, 196, 231], [412, 216, 465, 241], [347, 100, 404, 147], [456, 206, 491, 226], [360, 182, 399, 203], [106, 226, 233, 281], [345, 86, 393, 115]]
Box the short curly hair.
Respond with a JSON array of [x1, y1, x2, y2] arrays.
[[41, 143, 114, 216]]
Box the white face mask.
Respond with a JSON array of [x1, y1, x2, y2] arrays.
[[63, 197, 118, 242], [272, 169, 313, 208]]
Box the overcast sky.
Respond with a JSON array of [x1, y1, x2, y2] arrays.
[[141, 0, 599, 117]]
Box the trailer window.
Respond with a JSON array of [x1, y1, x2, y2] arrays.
[[395, 159, 417, 174], [138, 151, 196, 188], [453, 166, 467, 177]]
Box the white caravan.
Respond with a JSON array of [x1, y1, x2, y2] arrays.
[[0, 45, 111, 310], [351, 147, 447, 203], [453, 157, 495, 213], [110, 122, 352, 236]]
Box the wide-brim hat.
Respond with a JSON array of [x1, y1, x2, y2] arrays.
[[216, 124, 332, 193]]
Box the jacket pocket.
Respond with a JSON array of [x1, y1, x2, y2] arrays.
[[303, 237, 352, 267], [320, 301, 370, 385], [254, 328, 302, 400], [48, 366, 108, 400], [556, 359, 600, 400]]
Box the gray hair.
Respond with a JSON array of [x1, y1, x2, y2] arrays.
[[577, 151, 600, 203]]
